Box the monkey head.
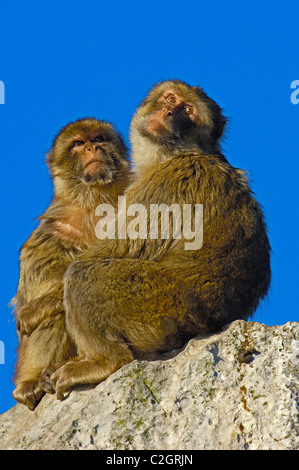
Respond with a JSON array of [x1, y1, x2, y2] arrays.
[[130, 80, 226, 174], [47, 118, 129, 199]]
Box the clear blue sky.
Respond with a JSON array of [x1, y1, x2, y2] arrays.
[[0, 0, 298, 414]]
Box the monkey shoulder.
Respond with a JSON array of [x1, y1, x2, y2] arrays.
[[132, 154, 250, 201], [143, 153, 243, 180]]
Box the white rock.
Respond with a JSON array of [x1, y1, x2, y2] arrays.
[[0, 320, 298, 450]]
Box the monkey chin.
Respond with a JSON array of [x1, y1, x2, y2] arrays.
[[82, 169, 115, 185], [81, 159, 116, 185]]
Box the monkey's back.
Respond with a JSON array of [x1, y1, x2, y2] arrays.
[[127, 154, 271, 329]]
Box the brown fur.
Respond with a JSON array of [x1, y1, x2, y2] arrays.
[[12, 118, 131, 409], [41, 81, 271, 399]]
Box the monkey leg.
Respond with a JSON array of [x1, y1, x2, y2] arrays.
[[42, 342, 134, 401], [13, 315, 75, 410], [64, 258, 201, 354], [43, 258, 203, 400]]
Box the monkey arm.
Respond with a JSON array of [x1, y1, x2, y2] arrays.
[[83, 158, 191, 263], [16, 282, 65, 336]]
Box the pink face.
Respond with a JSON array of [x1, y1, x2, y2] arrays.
[[146, 90, 198, 135], [70, 133, 109, 178]]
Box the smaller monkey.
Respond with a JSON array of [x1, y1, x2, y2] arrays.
[[12, 118, 131, 410]]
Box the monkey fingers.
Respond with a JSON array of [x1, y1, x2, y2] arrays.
[[17, 303, 40, 336], [44, 354, 133, 401], [17, 297, 64, 336], [46, 359, 103, 400], [38, 363, 63, 394], [12, 380, 45, 411]]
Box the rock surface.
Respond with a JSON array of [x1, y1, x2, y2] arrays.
[[0, 320, 298, 450]]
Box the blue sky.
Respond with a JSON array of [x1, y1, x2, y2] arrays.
[[0, 0, 298, 414]]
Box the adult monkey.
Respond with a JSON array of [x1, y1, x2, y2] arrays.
[[13, 118, 131, 410], [40, 81, 271, 399]]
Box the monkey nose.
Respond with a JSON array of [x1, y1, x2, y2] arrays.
[[162, 108, 173, 117]]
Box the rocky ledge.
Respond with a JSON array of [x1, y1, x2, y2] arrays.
[[0, 320, 298, 450]]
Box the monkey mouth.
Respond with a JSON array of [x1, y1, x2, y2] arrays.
[[145, 108, 186, 141], [84, 159, 103, 170], [84, 159, 115, 177], [142, 119, 181, 147], [146, 113, 172, 135]]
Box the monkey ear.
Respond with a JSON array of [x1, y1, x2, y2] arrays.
[[46, 151, 53, 163], [213, 114, 227, 141], [46, 151, 55, 172]]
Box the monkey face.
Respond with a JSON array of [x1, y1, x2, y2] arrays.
[[69, 133, 118, 185], [48, 119, 128, 186], [131, 80, 226, 154], [146, 90, 199, 139]]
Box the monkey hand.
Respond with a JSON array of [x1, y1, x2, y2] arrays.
[[39, 360, 79, 400], [17, 303, 45, 335], [16, 285, 65, 335], [17, 302, 63, 335]]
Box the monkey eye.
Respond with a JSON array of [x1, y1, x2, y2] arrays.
[[166, 94, 176, 104], [72, 140, 85, 148], [184, 105, 193, 115], [92, 135, 106, 143]]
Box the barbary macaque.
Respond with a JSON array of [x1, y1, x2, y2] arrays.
[[40, 81, 271, 400], [12, 118, 131, 409]]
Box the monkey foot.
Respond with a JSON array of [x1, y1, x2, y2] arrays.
[[40, 359, 109, 401], [13, 380, 45, 411], [40, 361, 83, 401], [38, 364, 62, 395]]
